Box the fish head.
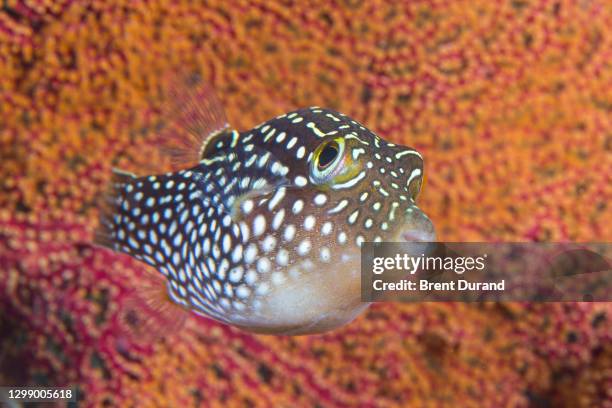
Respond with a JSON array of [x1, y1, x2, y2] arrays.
[[227, 107, 435, 334], [254, 107, 436, 244], [302, 124, 435, 244]]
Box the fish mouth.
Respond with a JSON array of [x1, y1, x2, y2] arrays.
[[398, 204, 436, 243]]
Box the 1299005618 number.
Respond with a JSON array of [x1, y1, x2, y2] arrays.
[[1, 387, 76, 402]]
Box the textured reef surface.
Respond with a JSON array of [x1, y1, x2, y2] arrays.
[[0, 0, 611, 406]]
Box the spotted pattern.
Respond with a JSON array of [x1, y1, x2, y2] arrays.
[[104, 107, 433, 328]]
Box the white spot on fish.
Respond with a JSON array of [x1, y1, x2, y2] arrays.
[[297, 240, 312, 256], [287, 137, 298, 149], [321, 221, 333, 235], [223, 234, 232, 253], [257, 257, 271, 273], [244, 244, 258, 264], [348, 209, 359, 224], [294, 176, 308, 187], [296, 146, 306, 159], [232, 244, 243, 263], [328, 199, 348, 214], [253, 214, 266, 236], [320, 247, 331, 262], [292, 200, 304, 214], [276, 249, 289, 266], [304, 215, 316, 231], [245, 269, 258, 285], [272, 209, 285, 230], [268, 187, 286, 210], [356, 235, 364, 247], [313, 193, 327, 206], [242, 199, 254, 214], [260, 235, 277, 253], [283, 224, 296, 241]]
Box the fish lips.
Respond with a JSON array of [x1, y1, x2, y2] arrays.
[[399, 204, 436, 243]]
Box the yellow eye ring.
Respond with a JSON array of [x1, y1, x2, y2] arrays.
[[310, 138, 345, 184]]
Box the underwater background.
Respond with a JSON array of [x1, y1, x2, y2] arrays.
[[0, 0, 610, 406]]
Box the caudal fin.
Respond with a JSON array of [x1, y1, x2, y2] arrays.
[[94, 169, 137, 249], [94, 168, 190, 341]]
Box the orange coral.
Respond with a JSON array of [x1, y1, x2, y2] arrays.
[[1, 0, 611, 406]]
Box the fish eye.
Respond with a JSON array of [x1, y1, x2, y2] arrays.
[[317, 142, 339, 169], [310, 138, 345, 184]]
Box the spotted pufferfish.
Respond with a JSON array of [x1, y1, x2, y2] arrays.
[[96, 78, 435, 336]]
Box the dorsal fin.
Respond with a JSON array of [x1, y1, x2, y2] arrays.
[[156, 72, 231, 167]]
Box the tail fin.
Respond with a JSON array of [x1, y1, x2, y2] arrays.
[[94, 169, 137, 249], [94, 169, 190, 343]]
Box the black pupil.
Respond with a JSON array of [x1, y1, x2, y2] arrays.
[[318, 143, 338, 168]]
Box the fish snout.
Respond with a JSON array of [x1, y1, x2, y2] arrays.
[[399, 205, 436, 243]]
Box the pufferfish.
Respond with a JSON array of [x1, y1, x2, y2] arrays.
[[95, 78, 435, 336]]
